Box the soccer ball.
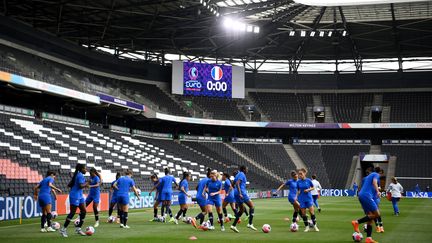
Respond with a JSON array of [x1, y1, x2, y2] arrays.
[[108, 216, 116, 223], [136, 189, 141, 195], [51, 211, 58, 219], [308, 220, 315, 227], [262, 224, 271, 233], [290, 223, 299, 232], [352, 232, 363, 242], [201, 221, 210, 231], [158, 216, 166, 223], [85, 226, 95, 236], [51, 222, 61, 230], [74, 217, 80, 227], [184, 217, 193, 224]]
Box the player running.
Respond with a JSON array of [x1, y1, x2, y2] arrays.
[[191, 168, 211, 228], [60, 163, 88, 237], [149, 174, 163, 221], [85, 168, 102, 227], [297, 168, 319, 232], [276, 170, 300, 224], [311, 175, 322, 213], [222, 172, 237, 223], [160, 168, 178, 223], [108, 172, 121, 223], [34, 170, 62, 233], [113, 170, 140, 229], [230, 165, 257, 233], [387, 177, 404, 216], [175, 172, 191, 224], [351, 167, 382, 243], [204, 171, 225, 231]]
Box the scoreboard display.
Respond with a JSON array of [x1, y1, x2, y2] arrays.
[[172, 61, 244, 99]]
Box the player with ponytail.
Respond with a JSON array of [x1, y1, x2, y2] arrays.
[[85, 167, 102, 227]]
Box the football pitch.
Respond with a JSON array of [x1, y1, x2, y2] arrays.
[[0, 197, 431, 243]]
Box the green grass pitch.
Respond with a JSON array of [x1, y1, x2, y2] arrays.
[[1, 197, 431, 242]]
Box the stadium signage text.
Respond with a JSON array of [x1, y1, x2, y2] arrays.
[[405, 191, 432, 198], [97, 93, 145, 111], [0, 196, 49, 221], [320, 189, 354, 197]]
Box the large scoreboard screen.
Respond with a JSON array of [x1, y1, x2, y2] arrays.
[[172, 61, 244, 99]]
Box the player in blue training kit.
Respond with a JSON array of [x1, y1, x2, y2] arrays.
[[60, 164, 89, 237], [114, 170, 140, 229], [85, 168, 102, 227], [222, 172, 237, 223], [108, 172, 121, 223], [230, 165, 257, 233], [276, 170, 300, 223], [149, 174, 163, 221], [175, 172, 191, 224], [159, 168, 178, 223], [204, 171, 225, 231], [297, 168, 319, 232], [34, 170, 62, 232], [191, 168, 211, 228], [352, 167, 381, 243]]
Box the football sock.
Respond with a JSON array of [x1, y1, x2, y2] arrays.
[[232, 210, 243, 227], [64, 212, 76, 228], [119, 211, 124, 225], [46, 213, 52, 227], [377, 217, 383, 227], [218, 213, 224, 226], [161, 205, 165, 216], [249, 208, 254, 225], [167, 206, 173, 218], [41, 214, 47, 229], [94, 208, 99, 221], [154, 208, 158, 218], [311, 214, 316, 225], [357, 215, 370, 224], [293, 211, 298, 222], [175, 209, 183, 220], [209, 212, 214, 226], [244, 209, 249, 216], [108, 207, 113, 217], [77, 212, 86, 228], [182, 208, 187, 217], [196, 213, 205, 224], [366, 224, 372, 237], [123, 212, 128, 225], [302, 215, 308, 227], [223, 208, 228, 217]]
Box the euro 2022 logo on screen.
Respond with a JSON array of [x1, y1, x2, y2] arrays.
[[185, 66, 202, 92]]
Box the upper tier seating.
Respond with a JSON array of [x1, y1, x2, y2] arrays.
[[383, 92, 432, 123], [322, 93, 373, 123]]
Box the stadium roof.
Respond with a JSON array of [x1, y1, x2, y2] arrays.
[[2, 0, 432, 72]]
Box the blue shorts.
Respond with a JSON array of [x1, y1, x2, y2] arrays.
[[207, 196, 222, 207], [178, 194, 187, 205], [69, 197, 85, 207], [160, 192, 172, 201], [117, 195, 130, 205], [38, 194, 52, 208], [374, 197, 381, 206], [288, 196, 297, 205], [359, 195, 378, 214], [234, 191, 250, 204], [299, 200, 313, 209], [157, 192, 162, 202], [197, 197, 207, 207], [224, 195, 235, 203], [110, 195, 118, 204], [86, 194, 100, 204]]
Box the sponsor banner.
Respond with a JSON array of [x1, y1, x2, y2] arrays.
[[320, 189, 356, 197], [128, 192, 156, 209], [56, 193, 109, 215], [0, 195, 57, 221], [97, 93, 145, 111], [405, 191, 432, 198], [0, 71, 100, 104]]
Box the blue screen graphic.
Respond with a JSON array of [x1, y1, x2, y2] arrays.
[[183, 62, 232, 98]]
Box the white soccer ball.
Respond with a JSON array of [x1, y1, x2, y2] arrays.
[[201, 221, 210, 231], [136, 189, 141, 195], [352, 232, 363, 242], [262, 224, 271, 233], [308, 219, 314, 227], [51, 222, 61, 230], [86, 226, 95, 236], [159, 216, 166, 223], [290, 222, 299, 232], [74, 217, 80, 226], [108, 216, 116, 223], [184, 217, 193, 224], [51, 211, 58, 219]]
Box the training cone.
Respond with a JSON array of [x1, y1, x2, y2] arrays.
[[189, 236, 198, 240]]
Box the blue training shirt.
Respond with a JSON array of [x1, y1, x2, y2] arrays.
[[197, 178, 209, 199], [179, 179, 189, 195], [161, 175, 176, 193], [39, 177, 54, 195], [69, 172, 85, 199], [359, 172, 380, 198], [116, 176, 135, 196], [111, 179, 118, 197], [234, 171, 247, 192], [297, 178, 313, 203], [223, 179, 234, 197], [89, 176, 100, 196], [206, 179, 222, 198], [285, 179, 298, 199]]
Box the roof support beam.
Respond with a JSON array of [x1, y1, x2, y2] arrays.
[[338, 6, 362, 72], [390, 3, 403, 71]]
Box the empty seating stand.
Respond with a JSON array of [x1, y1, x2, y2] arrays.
[[322, 93, 373, 123], [383, 92, 432, 122]]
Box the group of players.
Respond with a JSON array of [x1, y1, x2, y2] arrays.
[[33, 161, 403, 240]]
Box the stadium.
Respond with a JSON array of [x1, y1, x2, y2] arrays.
[[0, 0, 431, 242]]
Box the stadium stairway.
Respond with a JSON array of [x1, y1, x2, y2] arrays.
[[224, 143, 284, 183], [283, 144, 307, 170], [386, 156, 397, 188]]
